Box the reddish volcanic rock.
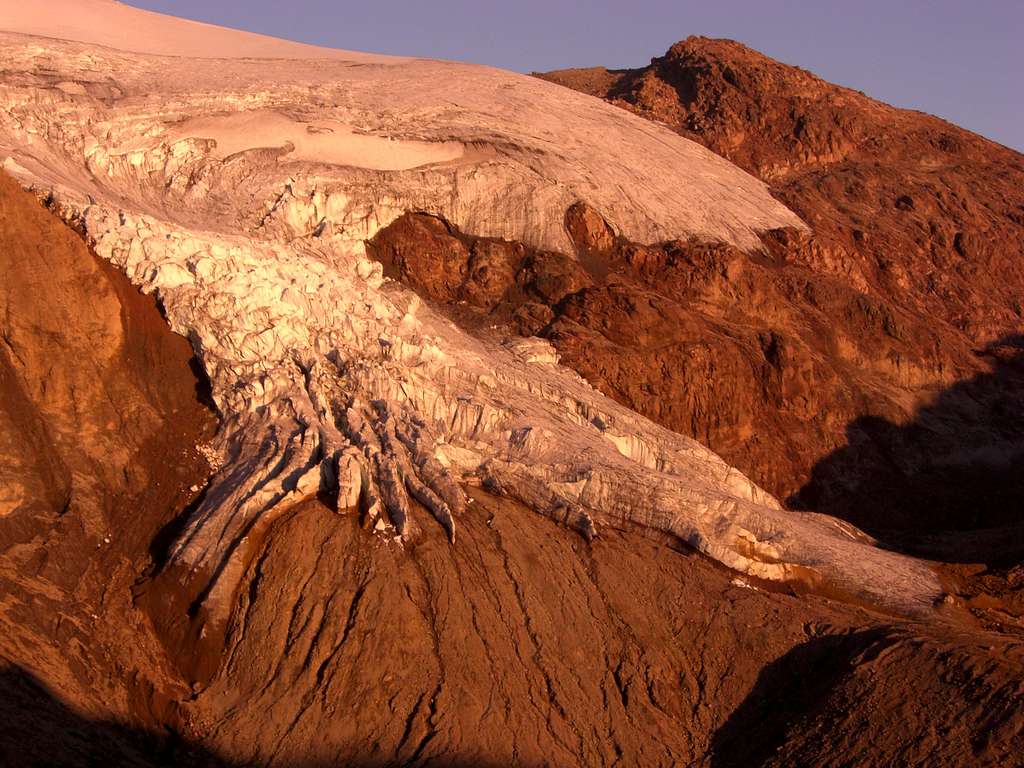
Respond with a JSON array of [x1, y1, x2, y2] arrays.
[[369, 206, 1022, 550]]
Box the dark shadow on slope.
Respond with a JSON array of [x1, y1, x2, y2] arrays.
[[0, 663, 223, 768], [709, 629, 892, 768], [789, 335, 1024, 564], [0, 663, 526, 768]]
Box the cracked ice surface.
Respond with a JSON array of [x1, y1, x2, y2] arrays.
[[85, 207, 940, 619], [0, 4, 943, 620]]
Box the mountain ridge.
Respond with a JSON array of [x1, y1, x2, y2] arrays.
[[537, 36, 1024, 547]]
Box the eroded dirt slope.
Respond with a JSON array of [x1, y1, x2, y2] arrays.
[[176, 492, 1024, 767], [0, 170, 218, 762]]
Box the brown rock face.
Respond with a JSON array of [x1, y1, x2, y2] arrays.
[[371, 213, 471, 301], [566, 201, 617, 253], [0, 171, 218, 759], [369, 209, 1024, 559], [535, 38, 1024, 547], [369, 212, 595, 337]]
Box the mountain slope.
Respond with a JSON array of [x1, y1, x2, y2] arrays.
[[0, 200, 1018, 762], [1, 9, 1023, 767], [0, 170, 217, 759], [0, 1, 945, 634], [540, 38, 1024, 547]]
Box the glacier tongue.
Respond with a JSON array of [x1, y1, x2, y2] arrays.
[[0, 13, 944, 626], [81, 203, 941, 623]]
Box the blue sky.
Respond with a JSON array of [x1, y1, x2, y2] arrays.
[[125, 1, 1023, 150]]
